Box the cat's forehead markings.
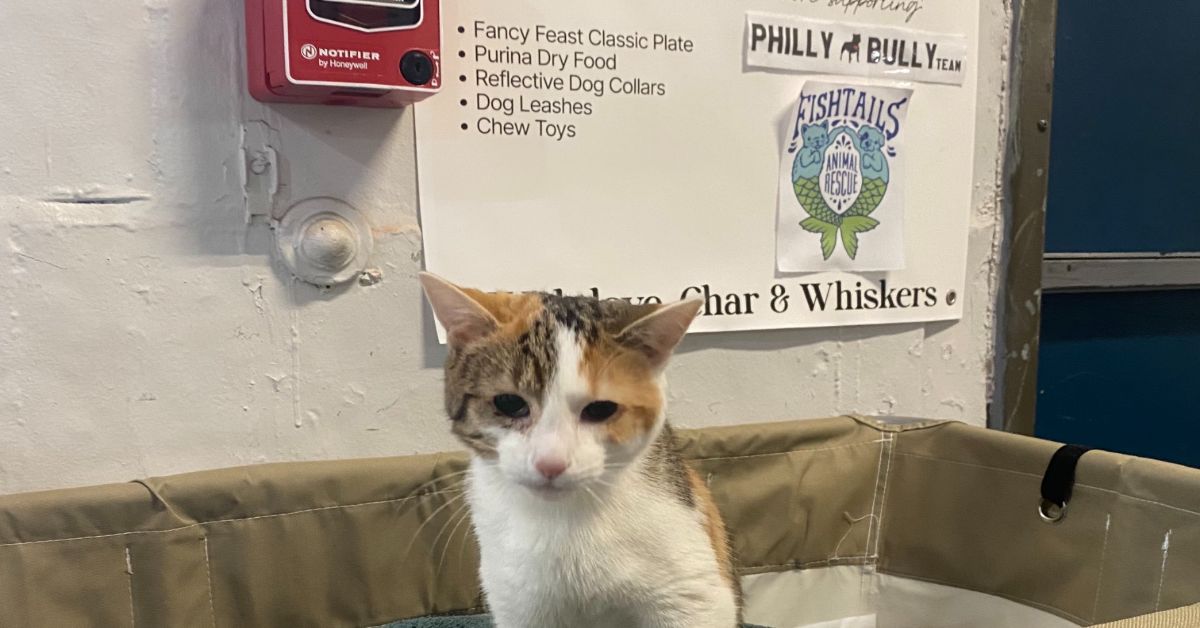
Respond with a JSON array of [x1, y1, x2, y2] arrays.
[[549, 326, 589, 402], [454, 293, 660, 403], [540, 294, 606, 344]]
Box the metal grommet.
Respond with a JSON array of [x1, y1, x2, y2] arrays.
[[1038, 498, 1067, 524], [1039, 444, 1090, 525]]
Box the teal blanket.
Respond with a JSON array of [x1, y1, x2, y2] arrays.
[[378, 618, 491, 628]]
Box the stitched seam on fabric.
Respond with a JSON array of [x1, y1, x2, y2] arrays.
[[873, 433, 896, 560], [3, 445, 884, 548], [893, 451, 1200, 517], [846, 414, 950, 433], [892, 451, 1045, 479], [1155, 530, 1171, 612], [830, 513, 874, 560], [0, 487, 463, 548], [10, 445, 1198, 554], [1089, 491, 1200, 519], [125, 546, 136, 628], [692, 439, 889, 463], [1092, 514, 1112, 622], [207, 487, 465, 527], [203, 537, 218, 628], [864, 437, 887, 562], [743, 555, 873, 572]]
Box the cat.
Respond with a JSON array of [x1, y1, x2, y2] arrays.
[[419, 272, 741, 628], [792, 120, 831, 182]]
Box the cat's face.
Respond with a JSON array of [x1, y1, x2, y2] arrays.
[[802, 123, 829, 148], [859, 127, 885, 151], [420, 274, 701, 498]]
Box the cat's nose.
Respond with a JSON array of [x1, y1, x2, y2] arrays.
[[534, 457, 568, 480]]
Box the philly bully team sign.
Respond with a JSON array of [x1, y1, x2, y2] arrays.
[[744, 12, 968, 86]]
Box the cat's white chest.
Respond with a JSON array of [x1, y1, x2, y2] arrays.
[[465, 461, 736, 628]]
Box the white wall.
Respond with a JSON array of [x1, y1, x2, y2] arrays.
[[0, 1, 1012, 495]]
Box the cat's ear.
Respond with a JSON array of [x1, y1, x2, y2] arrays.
[[617, 298, 703, 369], [419, 272, 499, 349], [819, 120, 829, 130]]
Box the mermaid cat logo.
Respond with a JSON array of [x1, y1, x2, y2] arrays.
[[787, 88, 906, 260]]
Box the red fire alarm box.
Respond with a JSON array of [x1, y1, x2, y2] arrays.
[[245, 0, 441, 108]]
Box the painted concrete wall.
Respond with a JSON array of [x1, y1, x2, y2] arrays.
[[0, 1, 1012, 495]]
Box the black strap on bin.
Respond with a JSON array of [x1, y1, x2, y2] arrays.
[[1038, 444, 1092, 523]]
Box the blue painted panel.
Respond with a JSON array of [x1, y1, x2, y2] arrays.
[[1035, 290, 1200, 468], [1045, 0, 1200, 253]]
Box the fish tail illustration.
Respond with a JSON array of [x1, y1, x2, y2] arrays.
[[838, 216, 880, 260], [799, 217, 840, 260]]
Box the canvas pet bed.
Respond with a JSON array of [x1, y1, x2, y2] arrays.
[[0, 415, 1197, 627]]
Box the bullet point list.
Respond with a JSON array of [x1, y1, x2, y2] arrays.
[[449, 18, 686, 140]]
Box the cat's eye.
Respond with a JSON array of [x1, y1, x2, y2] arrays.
[[492, 394, 530, 419], [581, 401, 619, 423]]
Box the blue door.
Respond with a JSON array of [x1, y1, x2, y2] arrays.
[[1034, 0, 1200, 468]]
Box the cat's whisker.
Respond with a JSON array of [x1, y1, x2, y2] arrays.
[[430, 498, 471, 555], [401, 491, 467, 561], [588, 475, 619, 490], [456, 514, 477, 579], [582, 485, 604, 510], [426, 502, 471, 584], [436, 502, 473, 578], [431, 496, 469, 541], [404, 469, 472, 500]]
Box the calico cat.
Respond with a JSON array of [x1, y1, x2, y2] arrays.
[[419, 273, 741, 628]]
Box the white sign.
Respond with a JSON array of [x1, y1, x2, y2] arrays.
[[745, 12, 968, 86], [777, 81, 912, 272], [415, 0, 979, 336]]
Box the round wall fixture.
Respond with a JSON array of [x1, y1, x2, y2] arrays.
[[276, 198, 374, 286]]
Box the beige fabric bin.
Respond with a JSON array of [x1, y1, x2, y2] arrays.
[[0, 416, 1197, 627]]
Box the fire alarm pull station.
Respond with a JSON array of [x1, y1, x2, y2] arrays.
[[245, 0, 441, 107]]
